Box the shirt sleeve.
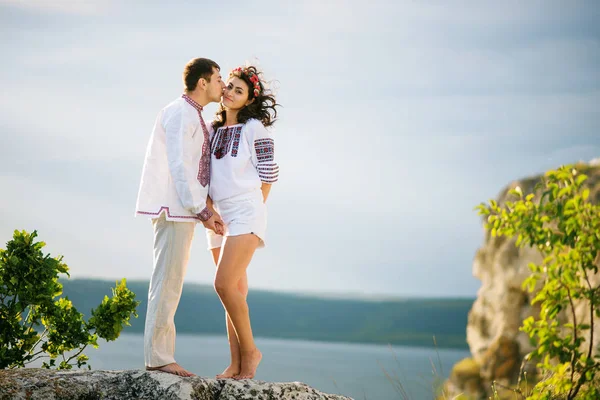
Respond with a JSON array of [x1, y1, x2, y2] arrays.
[[248, 119, 279, 184], [164, 108, 212, 220]]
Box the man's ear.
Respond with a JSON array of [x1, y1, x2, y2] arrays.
[[198, 78, 207, 90]]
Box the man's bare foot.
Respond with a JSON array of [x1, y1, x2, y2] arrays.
[[216, 364, 240, 379], [146, 362, 194, 377], [234, 348, 262, 380]]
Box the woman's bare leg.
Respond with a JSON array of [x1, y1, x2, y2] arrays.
[[214, 234, 262, 380], [211, 247, 249, 378]]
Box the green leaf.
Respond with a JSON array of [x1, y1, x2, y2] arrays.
[[0, 229, 138, 370], [575, 173, 588, 186], [582, 188, 590, 201], [473, 165, 600, 396]]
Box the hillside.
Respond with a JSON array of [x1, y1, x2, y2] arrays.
[[61, 279, 472, 349]]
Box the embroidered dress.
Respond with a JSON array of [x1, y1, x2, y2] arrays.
[[208, 118, 279, 202], [205, 118, 279, 249]]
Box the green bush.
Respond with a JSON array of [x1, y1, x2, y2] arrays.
[[476, 165, 600, 400], [0, 230, 140, 370]]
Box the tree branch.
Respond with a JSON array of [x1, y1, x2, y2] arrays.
[[490, 380, 527, 399], [65, 344, 88, 366], [565, 285, 578, 400], [582, 270, 595, 362], [569, 269, 598, 400], [27, 328, 48, 356], [28, 350, 49, 363]]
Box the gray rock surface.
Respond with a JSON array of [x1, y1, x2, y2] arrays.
[[0, 368, 353, 400]]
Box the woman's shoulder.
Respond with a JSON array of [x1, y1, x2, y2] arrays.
[[243, 118, 270, 134], [243, 118, 263, 128]]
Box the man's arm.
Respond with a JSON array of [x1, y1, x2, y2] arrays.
[[164, 109, 212, 221]]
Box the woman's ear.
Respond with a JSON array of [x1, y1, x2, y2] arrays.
[[245, 98, 255, 106]]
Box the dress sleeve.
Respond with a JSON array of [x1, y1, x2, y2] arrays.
[[247, 119, 279, 184]]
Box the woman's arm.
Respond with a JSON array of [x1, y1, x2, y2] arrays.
[[248, 120, 278, 203], [261, 183, 272, 203]]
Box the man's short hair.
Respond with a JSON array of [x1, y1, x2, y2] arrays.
[[183, 58, 220, 91]]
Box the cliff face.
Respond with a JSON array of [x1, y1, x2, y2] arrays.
[[0, 368, 353, 400], [445, 162, 600, 399]]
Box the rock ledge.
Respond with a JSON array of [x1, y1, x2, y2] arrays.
[[0, 368, 353, 400]]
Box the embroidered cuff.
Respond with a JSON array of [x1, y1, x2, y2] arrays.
[[257, 162, 279, 183], [196, 207, 213, 222]]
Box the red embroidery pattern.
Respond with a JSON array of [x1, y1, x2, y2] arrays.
[[211, 126, 243, 159], [212, 127, 233, 159], [137, 206, 203, 220], [257, 162, 279, 183], [182, 94, 203, 110], [197, 207, 213, 221], [182, 94, 210, 187], [231, 126, 242, 157], [254, 138, 274, 162]]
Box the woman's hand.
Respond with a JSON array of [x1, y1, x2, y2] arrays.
[[202, 213, 225, 235], [206, 196, 225, 235]]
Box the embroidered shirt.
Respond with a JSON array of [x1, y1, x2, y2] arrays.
[[208, 118, 279, 202], [135, 95, 213, 221]]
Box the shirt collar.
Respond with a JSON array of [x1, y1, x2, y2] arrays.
[[182, 94, 203, 112]]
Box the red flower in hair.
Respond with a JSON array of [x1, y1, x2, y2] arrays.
[[230, 66, 262, 96]]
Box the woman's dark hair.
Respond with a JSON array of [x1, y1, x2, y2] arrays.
[[183, 58, 220, 92], [212, 65, 280, 130]]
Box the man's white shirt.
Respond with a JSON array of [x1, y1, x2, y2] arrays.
[[135, 96, 211, 222]]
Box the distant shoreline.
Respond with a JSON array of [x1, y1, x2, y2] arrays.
[[67, 277, 476, 302], [61, 278, 474, 350]]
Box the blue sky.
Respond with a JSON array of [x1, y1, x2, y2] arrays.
[[0, 0, 598, 297]]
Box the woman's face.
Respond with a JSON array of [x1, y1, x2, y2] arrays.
[[222, 77, 253, 111]]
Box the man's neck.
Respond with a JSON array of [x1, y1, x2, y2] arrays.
[[185, 90, 210, 108]]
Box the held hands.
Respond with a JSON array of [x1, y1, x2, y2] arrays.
[[203, 196, 225, 235], [202, 210, 225, 235]]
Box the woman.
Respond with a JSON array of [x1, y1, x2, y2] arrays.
[[206, 65, 280, 380]]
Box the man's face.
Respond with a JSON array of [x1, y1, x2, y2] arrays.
[[206, 67, 225, 103]]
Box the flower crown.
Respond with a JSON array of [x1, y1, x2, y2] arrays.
[[231, 66, 262, 97]]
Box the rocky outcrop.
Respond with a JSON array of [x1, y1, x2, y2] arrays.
[[0, 368, 353, 400], [444, 162, 600, 400]]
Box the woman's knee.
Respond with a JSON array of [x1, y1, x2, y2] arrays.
[[237, 281, 248, 297], [214, 277, 235, 297]]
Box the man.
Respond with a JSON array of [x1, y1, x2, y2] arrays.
[[135, 58, 225, 376]]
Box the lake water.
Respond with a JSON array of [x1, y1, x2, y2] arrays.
[[73, 333, 469, 400]]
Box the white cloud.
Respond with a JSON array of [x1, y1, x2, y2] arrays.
[[0, 0, 114, 15], [1, 0, 598, 297]]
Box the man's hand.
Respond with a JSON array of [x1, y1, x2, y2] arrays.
[[204, 196, 224, 235], [202, 213, 225, 235]]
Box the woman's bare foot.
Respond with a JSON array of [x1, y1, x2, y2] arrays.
[[234, 348, 262, 380], [216, 364, 240, 379], [146, 362, 194, 377]]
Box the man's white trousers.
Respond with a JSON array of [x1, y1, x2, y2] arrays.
[[144, 213, 195, 367]]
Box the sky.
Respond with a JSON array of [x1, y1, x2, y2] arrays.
[[0, 0, 598, 298]]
